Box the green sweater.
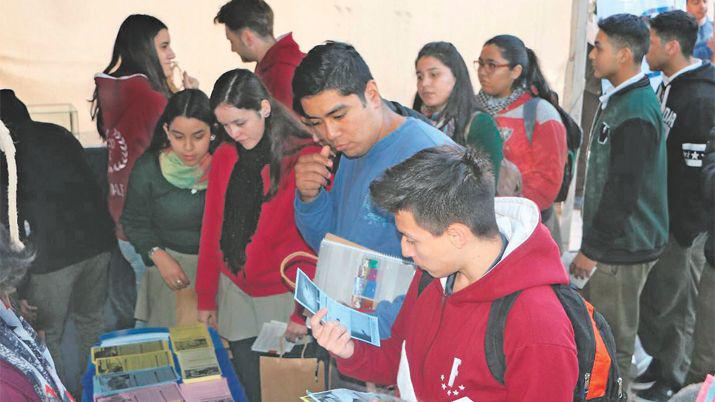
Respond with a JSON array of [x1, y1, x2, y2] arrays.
[[582, 76, 668, 264], [121, 152, 206, 265]]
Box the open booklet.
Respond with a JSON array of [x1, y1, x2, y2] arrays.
[[314, 234, 416, 310], [561, 251, 597, 289], [295, 269, 381, 347]]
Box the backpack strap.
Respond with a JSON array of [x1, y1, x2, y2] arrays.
[[523, 98, 539, 143], [484, 290, 522, 384]]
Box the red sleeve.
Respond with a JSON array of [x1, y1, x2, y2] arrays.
[[0, 361, 42, 402], [334, 270, 424, 386], [261, 63, 296, 110], [195, 144, 235, 310], [520, 119, 567, 210]]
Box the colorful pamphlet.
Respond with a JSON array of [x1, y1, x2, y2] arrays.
[[169, 324, 213, 352], [91, 340, 169, 363], [176, 347, 222, 383], [94, 382, 184, 401], [305, 388, 400, 401], [295, 269, 381, 346], [180, 377, 234, 402], [95, 350, 174, 375], [314, 234, 415, 309], [93, 365, 178, 397]]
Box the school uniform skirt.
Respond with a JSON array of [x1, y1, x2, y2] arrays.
[[135, 248, 200, 328]]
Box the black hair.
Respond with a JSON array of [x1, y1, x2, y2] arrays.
[[148, 89, 219, 154], [597, 13, 650, 63], [370, 145, 499, 238], [484, 35, 556, 105], [649, 10, 698, 58], [210, 69, 311, 197], [214, 0, 274, 37], [414, 41, 483, 145], [90, 14, 171, 138], [292, 41, 374, 116]]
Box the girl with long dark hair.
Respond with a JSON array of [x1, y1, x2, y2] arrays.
[[121, 89, 215, 327], [475, 35, 567, 244], [91, 14, 199, 292], [195, 69, 318, 402], [414, 41, 502, 178]]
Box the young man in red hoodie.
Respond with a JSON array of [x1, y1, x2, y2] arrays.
[[214, 0, 304, 108], [311, 145, 578, 401]]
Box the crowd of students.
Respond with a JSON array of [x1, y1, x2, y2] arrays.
[[1, 1, 714, 401]]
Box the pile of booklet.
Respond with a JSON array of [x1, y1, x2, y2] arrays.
[[90, 324, 234, 402], [302, 388, 401, 401]]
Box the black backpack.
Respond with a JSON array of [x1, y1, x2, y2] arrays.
[[523, 98, 583, 203], [416, 273, 626, 401]]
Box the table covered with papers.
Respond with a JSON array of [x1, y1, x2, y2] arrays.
[[80, 325, 247, 402]]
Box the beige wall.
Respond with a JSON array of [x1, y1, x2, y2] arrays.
[[0, 0, 573, 146]]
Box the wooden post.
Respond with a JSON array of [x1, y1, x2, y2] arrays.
[[559, 0, 589, 250]]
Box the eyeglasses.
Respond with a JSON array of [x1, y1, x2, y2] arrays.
[[473, 60, 511, 74]]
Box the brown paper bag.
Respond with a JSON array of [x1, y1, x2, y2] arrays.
[[259, 343, 326, 402]]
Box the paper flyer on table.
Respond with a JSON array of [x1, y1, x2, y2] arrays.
[[93, 365, 178, 396], [251, 321, 296, 354], [95, 382, 184, 402], [95, 350, 174, 375], [306, 388, 402, 401], [295, 269, 381, 347]]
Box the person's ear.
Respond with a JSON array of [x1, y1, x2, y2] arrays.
[[665, 39, 679, 57], [446, 223, 470, 250], [510, 64, 523, 81], [616, 46, 633, 66], [364, 80, 382, 109], [260, 99, 271, 118], [241, 29, 253, 47], [163, 123, 170, 136]]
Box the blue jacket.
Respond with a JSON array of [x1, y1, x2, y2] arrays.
[[295, 117, 454, 256]]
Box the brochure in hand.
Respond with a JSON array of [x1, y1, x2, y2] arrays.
[[294, 269, 381, 347]]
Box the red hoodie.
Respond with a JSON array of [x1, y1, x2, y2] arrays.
[[255, 33, 305, 109], [94, 73, 167, 239], [195, 142, 317, 321], [495, 93, 567, 211], [336, 198, 578, 401]]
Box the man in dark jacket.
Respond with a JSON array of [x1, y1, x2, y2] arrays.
[[684, 126, 715, 386], [632, 11, 715, 401], [570, 14, 668, 392], [214, 0, 304, 109], [0, 89, 115, 394]]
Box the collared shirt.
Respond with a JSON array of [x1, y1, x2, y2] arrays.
[[599, 72, 645, 109], [662, 59, 703, 86]]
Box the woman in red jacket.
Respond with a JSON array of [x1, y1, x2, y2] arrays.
[[197, 69, 317, 402], [90, 14, 199, 298], [475, 34, 567, 248]]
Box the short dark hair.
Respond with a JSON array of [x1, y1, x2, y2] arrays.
[[370, 145, 499, 238], [598, 13, 651, 63], [650, 10, 698, 58], [291, 41, 374, 116], [148, 89, 219, 154], [214, 0, 274, 37]]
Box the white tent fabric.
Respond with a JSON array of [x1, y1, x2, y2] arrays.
[[0, 0, 574, 146]]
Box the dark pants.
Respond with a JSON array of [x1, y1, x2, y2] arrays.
[[639, 234, 707, 388], [685, 262, 715, 384], [229, 338, 262, 402], [25, 252, 110, 392]]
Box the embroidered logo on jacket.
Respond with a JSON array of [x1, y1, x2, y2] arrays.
[[682, 143, 706, 167], [440, 357, 467, 398]]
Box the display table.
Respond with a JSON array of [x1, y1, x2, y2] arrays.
[[80, 327, 247, 402]]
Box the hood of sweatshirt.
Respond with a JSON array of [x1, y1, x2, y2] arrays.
[[439, 196, 568, 303]]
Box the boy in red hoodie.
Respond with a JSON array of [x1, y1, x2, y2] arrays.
[[311, 145, 578, 401]]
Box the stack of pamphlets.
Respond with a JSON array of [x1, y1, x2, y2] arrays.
[[92, 340, 179, 400], [89, 325, 235, 402], [302, 388, 402, 401], [169, 324, 222, 383]]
